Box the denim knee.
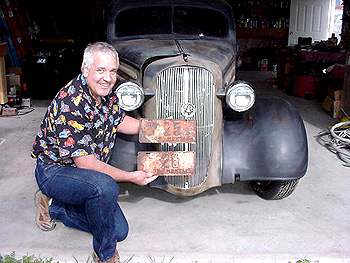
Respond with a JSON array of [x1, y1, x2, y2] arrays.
[[118, 227, 128, 242], [93, 175, 120, 201], [117, 218, 129, 242]]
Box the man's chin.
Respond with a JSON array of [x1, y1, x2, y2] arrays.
[[99, 88, 112, 97]]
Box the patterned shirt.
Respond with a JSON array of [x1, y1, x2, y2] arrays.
[[31, 74, 125, 166]]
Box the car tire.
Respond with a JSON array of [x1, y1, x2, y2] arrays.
[[250, 179, 299, 200]]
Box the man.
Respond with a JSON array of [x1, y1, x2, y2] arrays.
[[31, 42, 158, 263]]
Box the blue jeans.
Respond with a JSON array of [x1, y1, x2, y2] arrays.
[[35, 161, 129, 261]]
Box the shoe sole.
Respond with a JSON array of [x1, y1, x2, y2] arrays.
[[92, 251, 120, 263], [34, 190, 56, 231]]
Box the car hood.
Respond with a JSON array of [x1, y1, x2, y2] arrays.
[[114, 39, 235, 72]]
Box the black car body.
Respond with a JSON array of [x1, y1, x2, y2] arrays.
[[107, 0, 308, 199]]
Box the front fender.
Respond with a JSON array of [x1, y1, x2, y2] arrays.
[[222, 96, 308, 183]]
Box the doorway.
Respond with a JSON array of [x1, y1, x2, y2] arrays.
[[288, 0, 343, 45]]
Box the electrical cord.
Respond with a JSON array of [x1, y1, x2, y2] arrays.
[[315, 109, 350, 167]]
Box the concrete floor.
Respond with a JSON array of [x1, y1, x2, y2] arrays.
[[0, 71, 349, 263]]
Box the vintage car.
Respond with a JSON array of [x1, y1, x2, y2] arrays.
[[107, 0, 308, 199]]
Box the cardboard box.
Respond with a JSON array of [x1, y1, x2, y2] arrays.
[[322, 96, 342, 119], [21, 98, 32, 107], [6, 67, 23, 87], [6, 74, 21, 87], [7, 67, 22, 75], [1, 107, 18, 116], [327, 89, 342, 101]]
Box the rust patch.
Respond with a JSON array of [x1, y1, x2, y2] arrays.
[[139, 119, 196, 143], [137, 151, 195, 176]]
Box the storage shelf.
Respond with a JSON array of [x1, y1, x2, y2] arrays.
[[236, 28, 288, 38]]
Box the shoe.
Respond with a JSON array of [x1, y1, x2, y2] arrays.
[[92, 246, 120, 263], [34, 190, 56, 231]]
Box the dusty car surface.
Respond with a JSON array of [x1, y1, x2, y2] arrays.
[[107, 0, 308, 199]]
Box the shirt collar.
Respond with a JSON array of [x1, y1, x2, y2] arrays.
[[80, 74, 109, 107]]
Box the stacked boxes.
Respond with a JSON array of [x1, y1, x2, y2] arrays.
[[322, 64, 345, 119], [322, 90, 342, 119]]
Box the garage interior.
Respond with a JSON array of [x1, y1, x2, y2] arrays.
[[1, 0, 350, 262], [0, 0, 349, 116], [0, 0, 350, 118]]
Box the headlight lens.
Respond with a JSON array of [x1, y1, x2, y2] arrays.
[[115, 81, 144, 111], [226, 82, 255, 112]]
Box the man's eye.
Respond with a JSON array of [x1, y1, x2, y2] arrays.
[[97, 69, 105, 73]]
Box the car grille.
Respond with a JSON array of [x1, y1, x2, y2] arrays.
[[156, 66, 214, 189]]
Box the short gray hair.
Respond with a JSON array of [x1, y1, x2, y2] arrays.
[[81, 42, 119, 72]]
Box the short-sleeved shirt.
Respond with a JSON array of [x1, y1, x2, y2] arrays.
[[31, 74, 125, 166]]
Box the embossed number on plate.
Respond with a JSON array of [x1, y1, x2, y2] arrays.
[[139, 119, 196, 144], [137, 151, 195, 176]]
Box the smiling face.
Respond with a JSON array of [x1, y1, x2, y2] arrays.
[[82, 51, 118, 103]]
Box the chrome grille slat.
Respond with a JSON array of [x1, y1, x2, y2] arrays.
[[156, 66, 214, 188]]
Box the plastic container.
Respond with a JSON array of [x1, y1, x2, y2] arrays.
[[294, 75, 319, 99]]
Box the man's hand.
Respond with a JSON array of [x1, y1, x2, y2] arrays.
[[129, 171, 158, 186], [73, 154, 158, 184]]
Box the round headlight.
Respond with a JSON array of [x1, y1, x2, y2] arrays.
[[226, 82, 255, 112], [115, 81, 145, 111]]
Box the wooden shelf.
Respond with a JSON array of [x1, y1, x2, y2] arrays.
[[0, 42, 8, 56], [0, 42, 8, 104], [237, 28, 288, 38]]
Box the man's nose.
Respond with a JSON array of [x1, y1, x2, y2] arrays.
[[103, 71, 112, 81]]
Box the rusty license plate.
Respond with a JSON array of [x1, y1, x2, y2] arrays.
[[137, 151, 195, 176], [139, 119, 196, 144]]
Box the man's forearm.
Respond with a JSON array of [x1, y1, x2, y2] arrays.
[[73, 154, 131, 182], [117, 115, 140, 135], [73, 154, 158, 186]]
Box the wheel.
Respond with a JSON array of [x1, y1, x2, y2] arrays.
[[330, 121, 350, 145], [250, 179, 299, 200]]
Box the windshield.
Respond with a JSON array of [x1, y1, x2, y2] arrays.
[[115, 6, 229, 38]]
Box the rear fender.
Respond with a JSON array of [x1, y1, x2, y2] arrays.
[[222, 96, 308, 183]]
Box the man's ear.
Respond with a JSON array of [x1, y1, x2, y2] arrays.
[[82, 67, 89, 78]]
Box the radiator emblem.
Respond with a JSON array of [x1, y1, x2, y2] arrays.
[[181, 103, 196, 118]]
